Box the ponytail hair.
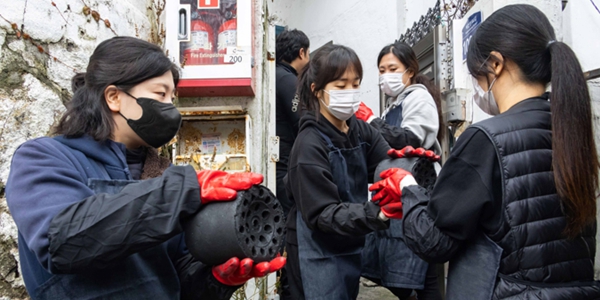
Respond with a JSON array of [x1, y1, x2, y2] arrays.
[[378, 43, 445, 142], [54, 36, 180, 141], [467, 4, 598, 237], [548, 41, 599, 237], [297, 44, 363, 115]]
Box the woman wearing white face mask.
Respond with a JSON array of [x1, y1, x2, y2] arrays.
[[283, 44, 403, 300], [356, 42, 443, 155], [359, 42, 443, 300]]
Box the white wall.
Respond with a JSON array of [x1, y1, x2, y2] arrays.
[[563, 0, 600, 73], [268, 0, 436, 115]]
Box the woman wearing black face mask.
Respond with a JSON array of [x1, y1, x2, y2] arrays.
[[371, 4, 600, 299], [5, 36, 284, 300]]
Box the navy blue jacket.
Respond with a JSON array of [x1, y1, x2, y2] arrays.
[[6, 135, 237, 299]]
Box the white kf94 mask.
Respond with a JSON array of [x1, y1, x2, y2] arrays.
[[321, 89, 361, 121]]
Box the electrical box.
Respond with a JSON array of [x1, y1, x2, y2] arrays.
[[165, 0, 255, 97], [443, 88, 471, 123], [173, 106, 252, 172]]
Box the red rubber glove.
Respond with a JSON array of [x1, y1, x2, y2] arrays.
[[212, 256, 287, 286], [388, 146, 440, 162], [380, 202, 404, 219], [369, 168, 413, 219], [196, 170, 264, 204], [355, 102, 375, 122]]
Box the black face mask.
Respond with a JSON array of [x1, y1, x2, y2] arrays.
[[120, 92, 182, 148]]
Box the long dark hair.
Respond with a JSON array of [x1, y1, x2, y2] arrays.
[[467, 4, 599, 237], [378, 42, 445, 142], [297, 44, 363, 114], [54, 36, 180, 141]]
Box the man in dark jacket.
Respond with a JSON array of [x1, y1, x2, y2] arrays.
[[275, 29, 310, 217], [275, 28, 309, 300]]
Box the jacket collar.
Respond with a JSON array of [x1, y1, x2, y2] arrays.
[[382, 83, 428, 118], [53, 135, 130, 178], [277, 61, 298, 76], [503, 93, 550, 115]]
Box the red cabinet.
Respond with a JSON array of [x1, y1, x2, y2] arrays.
[[165, 0, 255, 97]]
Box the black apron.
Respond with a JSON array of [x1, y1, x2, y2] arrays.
[[445, 233, 502, 300], [296, 129, 369, 300], [362, 103, 429, 289]]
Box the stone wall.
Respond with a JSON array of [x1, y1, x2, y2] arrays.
[[0, 0, 161, 297]]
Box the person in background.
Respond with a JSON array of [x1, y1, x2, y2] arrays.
[[284, 43, 410, 300], [275, 28, 310, 300], [275, 29, 310, 217], [356, 42, 443, 154], [5, 36, 284, 300], [373, 4, 600, 299], [357, 42, 443, 300]]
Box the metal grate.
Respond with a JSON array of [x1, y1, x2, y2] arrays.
[[397, 0, 442, 47]]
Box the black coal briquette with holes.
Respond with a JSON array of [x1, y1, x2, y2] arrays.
[[374, 157, 438, 195], [184, 185, 286, 266]]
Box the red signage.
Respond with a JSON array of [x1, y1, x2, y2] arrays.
[[198, 0, 220, 9]]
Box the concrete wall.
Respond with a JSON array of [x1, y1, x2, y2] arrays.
[[268, 0, 436, 115]]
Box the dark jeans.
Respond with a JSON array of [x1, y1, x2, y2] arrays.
[[364, 264, 442, 300], [276, 165, 293, 299], [277, 244, 291, 299], [282, 240, 304, 300]]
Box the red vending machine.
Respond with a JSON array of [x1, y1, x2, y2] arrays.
[[166, 0, 255, 97]]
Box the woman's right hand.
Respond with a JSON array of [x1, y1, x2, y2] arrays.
[[212, 256, 286, 286], [369, 168, 416, 219], [355, 102, 375, 122], [196, 170, 264, 204]]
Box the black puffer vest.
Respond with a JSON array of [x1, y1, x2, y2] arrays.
[[472, 96, 600, 299]]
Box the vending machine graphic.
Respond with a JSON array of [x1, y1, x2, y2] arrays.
[[166, 0, 254, 97]]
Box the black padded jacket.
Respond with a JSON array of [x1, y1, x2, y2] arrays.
[[402, 96, 600, 299]]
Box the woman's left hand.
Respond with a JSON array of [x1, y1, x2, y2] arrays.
[[196, 170, 264, 204], [388, 146, 440, 162]]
